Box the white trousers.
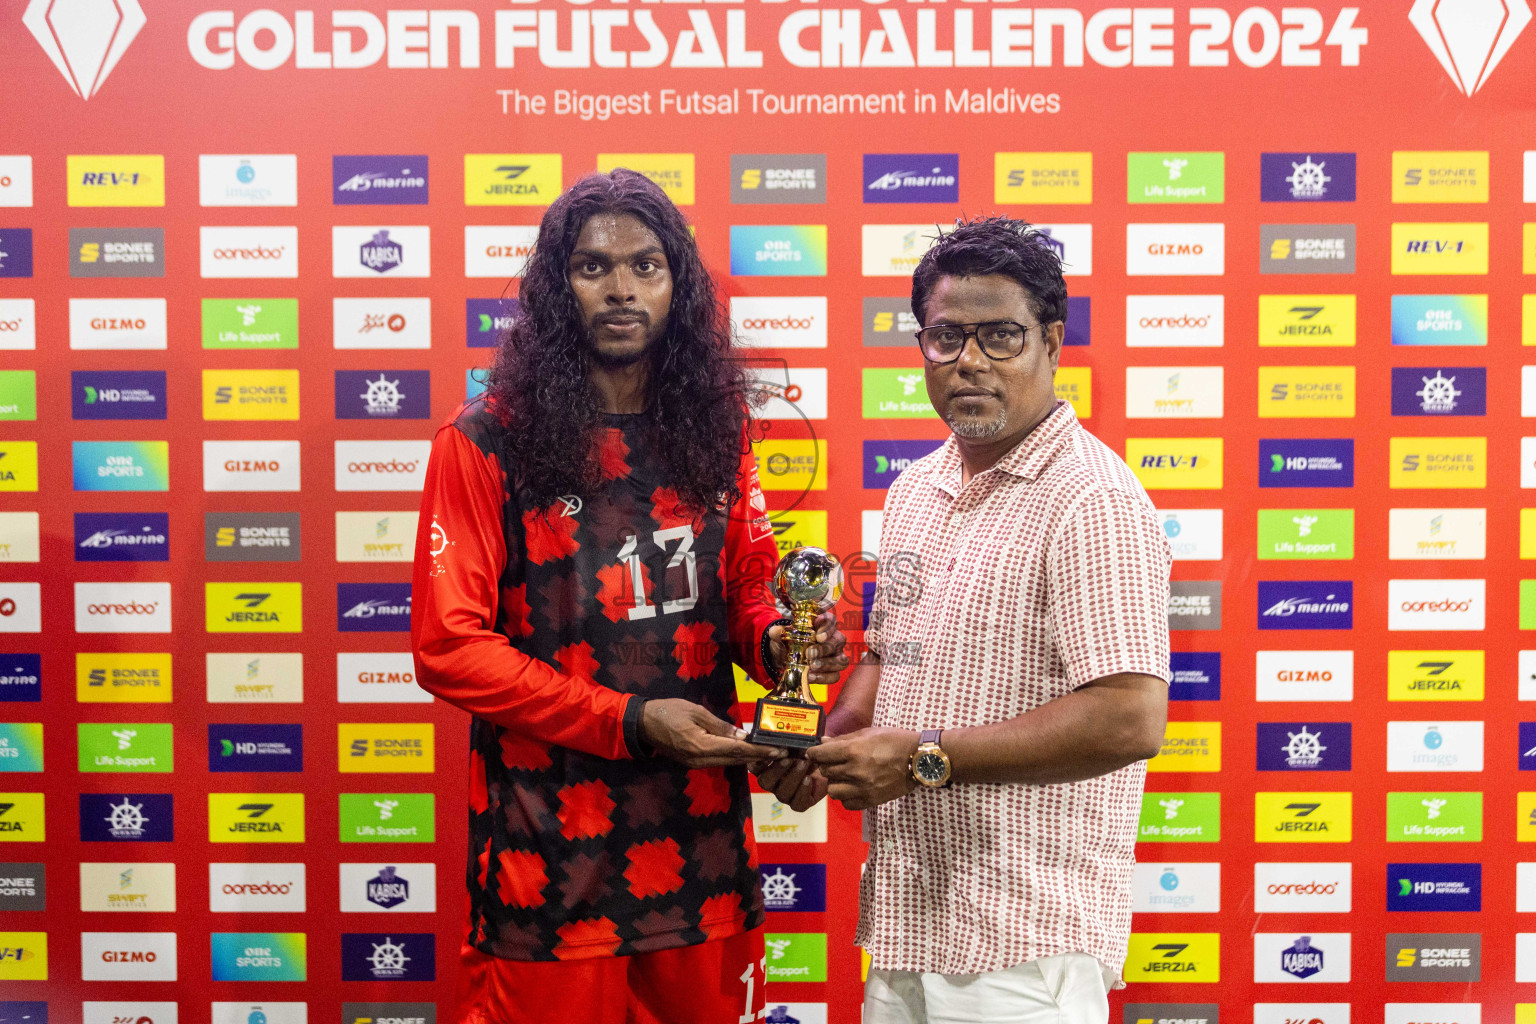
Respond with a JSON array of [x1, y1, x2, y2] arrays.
[[863, 952, 1114, 1024]]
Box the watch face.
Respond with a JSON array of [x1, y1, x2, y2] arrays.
[[915, 751, 946, 782]]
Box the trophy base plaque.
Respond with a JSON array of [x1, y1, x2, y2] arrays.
[[749, 697, 825, 749]]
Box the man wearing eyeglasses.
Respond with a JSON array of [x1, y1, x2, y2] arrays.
[[759, 216, 1172, 1023]]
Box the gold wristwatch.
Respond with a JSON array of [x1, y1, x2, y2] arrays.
[[910, 729, 952, 788]]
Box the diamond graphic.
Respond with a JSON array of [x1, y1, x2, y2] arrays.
[[1409, 0, 1532, 95], [23, 0, 146, 100]]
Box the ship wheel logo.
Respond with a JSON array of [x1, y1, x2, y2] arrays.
[[368, 936, 411, 976], [761, 868, 801, 905]]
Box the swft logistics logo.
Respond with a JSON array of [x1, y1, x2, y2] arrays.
[[1126, 369, 1225, 420], [1387, 791, 1482, 841], [206, 583, 302, 633], [76, 652, 172, 703], [1148, 722, 1220, 773], [210, 932, 307, 982], [465, 154, 560, 205], [1126, 438, 1223, 490], [1394, 152, 1489, 203], [1392, 295, 1488, 346], [598, 153, 694, 205], [1391, 437, 1486, 489], [340, 724, 434, 773], [1261, 152, 1356, 202], [1393, 223, 1489, 275], [995, 152, 1092, 204], [731, 154, 826, 204], [208, 792, 305, 843], [206, 652, 303, 704], [1257, 295, 1356, 347], [339, 793, 435, 843], [202, 299, 299, 349], [79, 859, 175, 912], [336, 513, 418, 563], [1137, 792, 1219, 843], [1124, 934, 1219, 983], [1392, 507, 1486, 560], [1388, 651, 1485, 701], [861, 224, 945, 277], [0, 511, 38, 563], [334, 155, 429, 205], [1127, 152, 1223, 203], [1255, 792, 1352, 842], [1259, 366, 1356, 418], [1257, 509, 1354, 560], [67, 155, 164, 206], [0, 793, 45, 842]]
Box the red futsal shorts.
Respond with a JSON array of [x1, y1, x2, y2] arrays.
[[454, 926, 767, 1024]]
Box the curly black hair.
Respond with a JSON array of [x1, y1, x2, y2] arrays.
[[910, 215, 1069, 327], [482, 169, 750, 517]]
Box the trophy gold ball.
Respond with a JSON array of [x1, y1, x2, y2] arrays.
[[748, 547, 838, 749]]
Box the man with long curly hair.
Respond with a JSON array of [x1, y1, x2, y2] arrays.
[[412, 168, 849, 1024]]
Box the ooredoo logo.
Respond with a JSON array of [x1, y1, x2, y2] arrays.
[[730, 297, 827, 349], [209, 863, 307, 912], [335, 441, 431, 491], [0, 300, 35, 351], [75, 582, 171, 633], [201, 227, 298, 278], [1388, 579, 1484, 631], [1125, 295, 1224, 347]]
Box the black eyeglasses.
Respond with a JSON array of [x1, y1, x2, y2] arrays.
[[915, 320, 1040, 363]]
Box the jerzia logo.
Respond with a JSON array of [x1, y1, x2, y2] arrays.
[[1409, 0, 1531, 96], [24, 0, 145, 99]]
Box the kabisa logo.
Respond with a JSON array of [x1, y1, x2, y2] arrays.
[[367, 866, 410, 909], [338, 584, 412, 632], [0, 654, 41, 703], [209, 724, 303, 773], [71, 370, 166, 420], [1257, 723, 1351, 771], [341, 933, 435, 981], [1261, 153, 1357, 202], [862, 154, 959, 203], [79, 793, 173, 842], [74, 512, 169, 563], [1388, 863, 1480, 911], [731, 154, 826, 204], [1257, 582, 1353, 630], [1168, 652, 1221, 702], [863, 440, 942, 489], [1409, 0, 1530, 96], [1391, 367, 1486, 416], [361, 230, 403, 274], [759, 863, 827, 912], [335, 370, 430, 420], [1281, 936, 1325, 979], [333, 156, 428, 205], [23, 0, 145, 99], [465, 298, 519, 348]]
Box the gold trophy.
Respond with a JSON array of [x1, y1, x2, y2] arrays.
[[749, 547, 842, 749]]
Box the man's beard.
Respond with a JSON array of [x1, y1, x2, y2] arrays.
[[587, 310, 655, 368], [948, 408, 1007, 439]]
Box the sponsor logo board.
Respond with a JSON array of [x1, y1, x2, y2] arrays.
[[203, 440, 301, 492], [79, 793, 172, 842], [206, 512, 302, 562], [339, 793, 435, 843], [71, 227, 162, 277], [335, 155, 429, 205], [208, 862, 306, 912], [1253, 862, 1351, 912], [1261, 151, 1356, 202], [732, 154, 826, 204], [79, 861, 174, 912], [199, 154, 298, 206], [207, 653, 303, 704], [80, 930, 177, 981], [334, 297, 432, 349]]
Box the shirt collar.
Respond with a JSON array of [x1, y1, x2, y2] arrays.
[[927, 400, 1077, 496]]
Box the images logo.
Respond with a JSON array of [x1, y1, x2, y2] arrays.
[[209, 724, 302, 773], [1261, 152, 1356, 202], [1387, 650, 1485, 700], [66, 155, 163, 207], [341, 933, 436, 981], [1257, 581, 1353, 630], [210, 932, 307, 982], [337, 584, 412, 633], [72, 370, 165, 421], [1387, 791, 1482, 841], [1127, 152, 1224, 203], [863, 154, 959, 203], [1257, 723, 1352, 771], [1392, 295, 1488, 346], [1392, 368, 1486, 416], [334, 156, 428, 205], [1386, 721, 1483, 772], [199, 153, 299, 207], [208, 792, 305, 843], [1392, 223, 1489, 275], [1409, 0, 1530, 95], [732, 154, 826, 204], [205, 583, 302, 633], [1131, 863, 1221, 913], [465, 297, 518, 348], [339, 793, 435, 843], [1126, 438, 1223, 490], [333, 226, 429, 278], [1124, 934, 1219, 982], [1260, 225, 1356, 273], [1168, 653, 1220, 702], [1388, 863, 1480, 911], [1125, 224, 1224, 276], [1160, 510, 1224, 560], [23, 0, 145, 99], [202, 298, 299, 350], [1389, 578, 1485, 630], [1257, 295, 1356, 347], [465, 154, 560, 206], [79, 792, 173, 842]]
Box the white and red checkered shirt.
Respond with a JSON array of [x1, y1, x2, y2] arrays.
[[859, 401, 1172, 977]]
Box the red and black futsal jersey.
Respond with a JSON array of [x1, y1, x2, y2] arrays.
[[411, 396, 784, 963]]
